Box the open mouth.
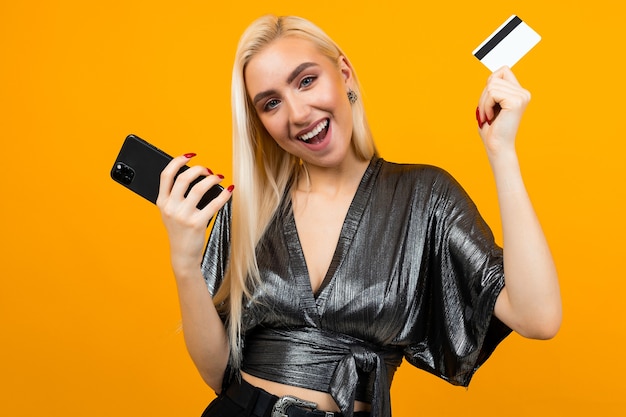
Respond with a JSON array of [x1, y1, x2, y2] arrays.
[[297, 119, 329, 144]]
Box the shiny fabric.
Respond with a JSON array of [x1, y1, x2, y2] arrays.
[[201, 158, 511, 417]]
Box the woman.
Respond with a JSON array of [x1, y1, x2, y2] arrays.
[[157, 15, 561, 417]]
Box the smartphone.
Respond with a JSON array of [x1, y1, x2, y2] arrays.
[[110, 134, 223, 209]]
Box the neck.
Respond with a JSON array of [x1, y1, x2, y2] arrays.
[[296, 153, 370, 197]]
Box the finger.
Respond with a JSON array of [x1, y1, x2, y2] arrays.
[[183, 172, 225, 208], [476, 87, 491, 128], [199, 183, 234, 216], [170, 165, 214, 202], [489, 66, 521, 86], [157, 154, 196, 205], [489, 84, 529, 117], [477, 75, 503, 126], [482, 85, 510, 123], [479, 79, 528, 124]]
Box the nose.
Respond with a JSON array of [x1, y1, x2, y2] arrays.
[[286, 95, 310, 127]]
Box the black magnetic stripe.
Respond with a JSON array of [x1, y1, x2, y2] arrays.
[[474, 16, 523, 60]]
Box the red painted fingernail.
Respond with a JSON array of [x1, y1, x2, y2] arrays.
[[217, 174, 224, 179], [475, 107, 483, 128], [184, 153, 196, 158], [227, 185, 235, 192], [207, 168, 214, 175]]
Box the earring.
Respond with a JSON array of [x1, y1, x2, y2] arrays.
[[347, 89, 358, 104]]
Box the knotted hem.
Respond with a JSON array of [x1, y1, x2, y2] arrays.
[[241, 327, 402, 417]]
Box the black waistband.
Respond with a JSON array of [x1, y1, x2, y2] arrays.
[[224, 378, 370, 417]]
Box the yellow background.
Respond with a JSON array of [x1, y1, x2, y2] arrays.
[[1, 0, 624, 415]]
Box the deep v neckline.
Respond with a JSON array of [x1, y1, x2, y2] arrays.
[[282, 158, 381, 318]]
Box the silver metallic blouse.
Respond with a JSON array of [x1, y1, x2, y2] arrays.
[[201, 158, 511, 417]]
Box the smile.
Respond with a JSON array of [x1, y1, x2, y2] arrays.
[[297, 119, 329, 143]]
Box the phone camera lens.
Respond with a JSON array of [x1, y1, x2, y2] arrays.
[[112, 162, 135, 185]]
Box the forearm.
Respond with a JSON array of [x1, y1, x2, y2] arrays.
[[490, 150, 562, 339], [155, 153, 235, 390], [174, 269, 230, 392]]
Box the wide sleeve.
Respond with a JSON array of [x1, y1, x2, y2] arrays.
[[200, 199, 232, 297], [403, 168, 511, 387]]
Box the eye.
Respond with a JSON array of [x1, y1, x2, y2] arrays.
[[299, 75, 316, 89], [263, 98, 280, 112]]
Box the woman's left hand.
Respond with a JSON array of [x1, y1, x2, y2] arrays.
[[475, 66, 531, 157]]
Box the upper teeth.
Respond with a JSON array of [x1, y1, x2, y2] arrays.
[[298, 119, 328, 141]]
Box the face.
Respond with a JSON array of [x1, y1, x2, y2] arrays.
[[244, 36, 355, 169]]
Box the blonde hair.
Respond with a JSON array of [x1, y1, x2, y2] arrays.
[[213, 15, 377, 368]]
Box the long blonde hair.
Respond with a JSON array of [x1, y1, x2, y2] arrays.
[[213, 15, 377, 368]]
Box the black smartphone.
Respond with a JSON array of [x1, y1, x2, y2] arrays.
[[110, 134, 223, 209]]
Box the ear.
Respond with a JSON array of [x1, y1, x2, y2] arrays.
[[338, 56, 354, 87]]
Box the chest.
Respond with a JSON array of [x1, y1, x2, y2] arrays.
[[249, 194, 427, 344], [292, 191, 355, 294]]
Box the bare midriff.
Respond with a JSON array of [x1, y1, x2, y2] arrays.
[[241, 371, 371, 413]]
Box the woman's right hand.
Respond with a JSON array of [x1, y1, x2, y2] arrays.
[[156, 154, 234, 278], [157, 154, 233, 390]]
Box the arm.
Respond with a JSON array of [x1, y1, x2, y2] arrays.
[[156, 154, 234, 392], [476, 67, 562, 340]]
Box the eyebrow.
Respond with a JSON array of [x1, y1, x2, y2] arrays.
[[252, 62, 319, 106]]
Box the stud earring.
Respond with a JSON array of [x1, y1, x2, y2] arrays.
[[347, 89, 358, 104]]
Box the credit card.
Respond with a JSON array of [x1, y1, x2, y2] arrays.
[[473, 15, 541, 71]]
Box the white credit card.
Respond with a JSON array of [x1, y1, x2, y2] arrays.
[[473, 15, 541, 71]]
